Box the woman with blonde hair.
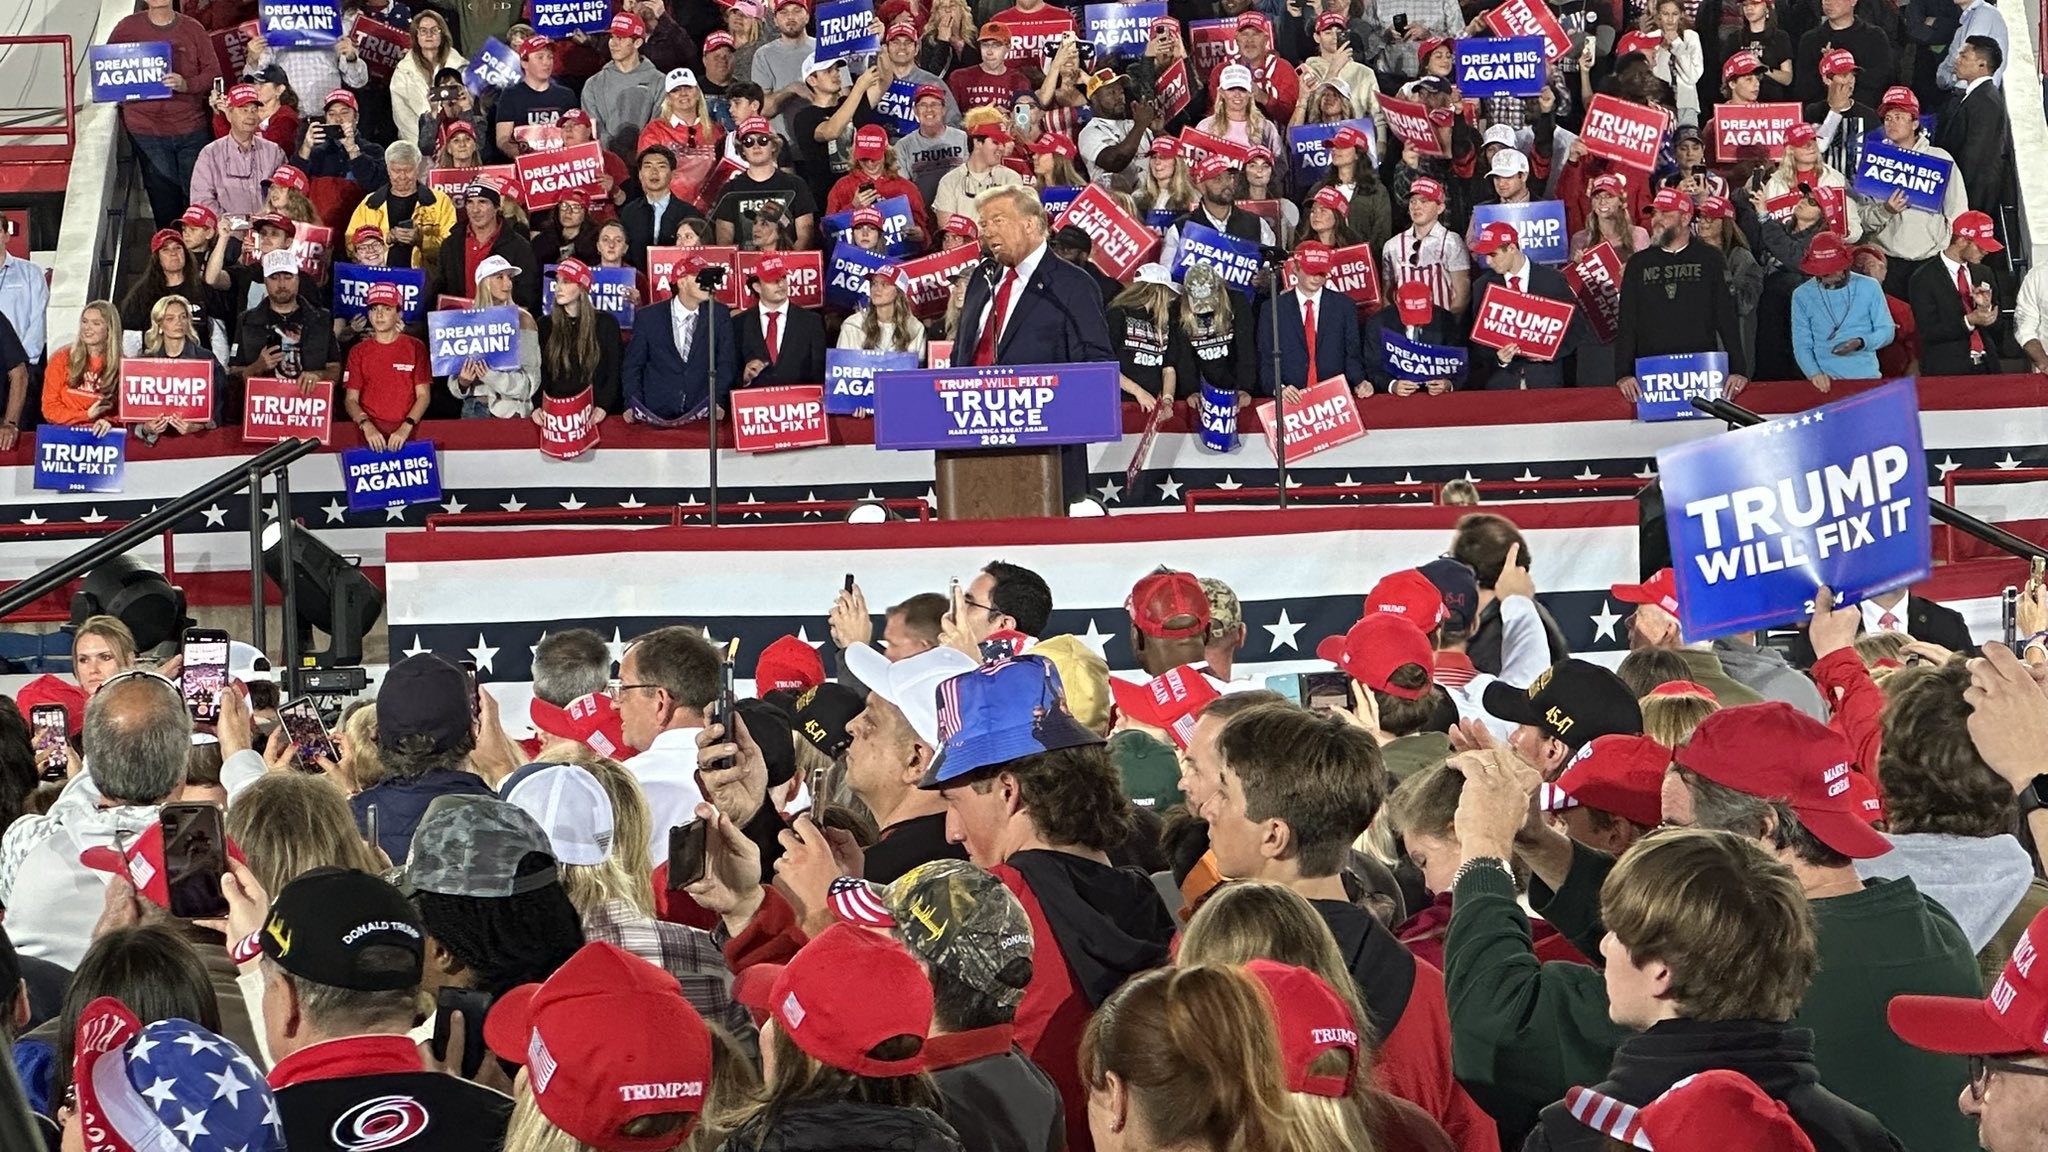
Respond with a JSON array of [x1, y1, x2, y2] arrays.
[[451, 256, 541, 417], [391, 10, 466, 143], [1134, 139, 1197, 218], [838, 265, 926, 358], [726, 0, 767, 83], [262, 166, 322, 227], [338, 699, 386, 791], [1108, 265, 1180, 408], [1762, 126, 1858, 241], [223, 771, 383, 897], [127, 295, 225, 435], [41, 301, 121, 429], [1203, 67, 1286, 184], [1639, 688, 1720, 748], [917, 0, 976, 78], [435, 118, 485, 170], [639, 71, 724, 201]]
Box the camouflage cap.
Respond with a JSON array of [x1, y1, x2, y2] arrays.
[[829, 860, 1034, 1010], [1199, 577, 1242, 643], [397, 794, 560, 899]]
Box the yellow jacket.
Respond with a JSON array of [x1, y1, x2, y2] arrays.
[[344, 186, 458, 272]]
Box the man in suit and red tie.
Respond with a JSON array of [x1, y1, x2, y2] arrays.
[[1468, 221, 1584, 390], [1256, 240, 1367, 399], [1908, 210, 2004, 375], [622, 249, 737, 423], [737, 254, 826, 388]]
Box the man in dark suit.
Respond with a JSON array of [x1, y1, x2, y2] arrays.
[[1785, 586, 1974, 666], [1466, 222, 1583, 390], [622, 250, 737, 423], [1363, 280, 1466, 394], [618, 145, 705, 269], [1256, 240, 1365, 399], [1934, 36, 2015, 221], [736, 254, 826, 388], [1907, 211, 2003, 375]]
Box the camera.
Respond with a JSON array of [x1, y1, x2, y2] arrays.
[[695, 265, 729, 291]]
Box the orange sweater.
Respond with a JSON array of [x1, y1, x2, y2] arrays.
[[41, 348, 110, 427]]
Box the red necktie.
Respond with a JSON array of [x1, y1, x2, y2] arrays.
[[973, 270, 1017, 367], [1302, 296, 1319, 386], [1879, 611, 1900, 631], [764, 310, 780, 365], [1958, 266, 1984, 355]]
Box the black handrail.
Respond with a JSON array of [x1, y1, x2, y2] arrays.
[[0, 437, 323, 619], [1689, 397, 2048, 563]]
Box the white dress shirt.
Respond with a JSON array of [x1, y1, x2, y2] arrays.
[[1861, 590, 1911, 636], [758, 303, 787, 359], [984, 241, 1048, 347], [630, 726, 708, 860]]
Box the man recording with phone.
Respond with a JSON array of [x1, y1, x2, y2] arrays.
[[294, 88, 386, 192]]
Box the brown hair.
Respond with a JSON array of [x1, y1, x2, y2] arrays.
[[545, 749, 656, 909], [1373, 664, 1444, 737], [1449, 513, 1529, 589], [1600, 828, 1816, 1022], [722, 1025, 939, 1150], [1616, 648, 1692, 698], [1878, 660, 2017, 838], [224, 772, 382, 896], [973, 744, 1132, 854], [1216, 705, 1387, 877], [1383, 761, 1463, 841]]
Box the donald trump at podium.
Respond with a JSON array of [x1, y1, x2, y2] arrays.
[[955, 187, 1115, 369]]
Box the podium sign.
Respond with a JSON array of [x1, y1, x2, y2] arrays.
[[873, 362, 1121, 452]]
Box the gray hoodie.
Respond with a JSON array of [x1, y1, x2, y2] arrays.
[[1712, 637, 1827, 720], [1857, 832, 2037, 951]]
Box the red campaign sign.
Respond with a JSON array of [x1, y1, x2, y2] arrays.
[[1061, 183, 1159, 281], [1562, 241, 1622, 344], [1485, 0, 1572, 60], [210, 24, 256, 83], [516, 142, 604, 210], [1712, 102, 1800, 163], [928, 340, 953, 369], [1470, 283, 1577, 361], [1378, 94, 1446, 158], [731, 250, 824, 311], [1580, 95, 1670, 172], [427, 165, 519, 198], [693, 156, 747, 214], [1254, 377, 1366, 465], [1003, 11, 1076, 68], [896, 244, 981, 320], [1178, 127, 1252, 165], [1279, 243, 1383, 309], [290, 223, 333, 278], [119, 359, 214, 422], [539, 388, 601, 459], [437, 294, 474, 310], [1158, 59, 1191, 121], [646, 245, 737, 305], [353, 17, 410, 81], [1189, 19, 1238, 77], [1, 210, 26, 260], [242, 377, 334, 442], [731, 385, 828, 453], [1762, 186, 1846, 236]]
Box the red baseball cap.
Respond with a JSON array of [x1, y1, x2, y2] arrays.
[[942, 213, 979, 239], [1365, 569, 1446, 631], [178, 204, 219, 231], [738, 115, 775, 138], [323, 88, 358, 111], [1800, 231, 1852, 277], [1650, 187, 1695, 217], [148, 228, 181, 254], [1245, 960, 1359, 1098], [1110, 666, 1221, 749], [1819, 48, 1859, 78], [1032, 131, 1078, 158], [914, 82, 947, 105], [17, 674, 86, 736], [1312, 185, 1350, 215], [1648, 679, 1718, 703], [853, 123, 889, 160], [756, 635, 825, 694], [1396, 279, 1433, 326], [1127, 570, 1212, 639], [1315, 10, 1348, 32], [1954, 210, 2004, 252], [1410, 176, 1445, 204], [528, 691, 632, 761], [1236, 11, 1270, 32], [487, 942, 714, 1151], [704, 30, 736, 52], [610, 11, 648, 37], [1191, 153, 1232, 183], [350, 223, 386, 246], [1722, 50, 1763, 81], [1785, 121, 1819, 147], [751, 253, 792, 282], [1697, 194, 1735, 221], [1541, 734, 1670, 828], [1418, 35, 1452, 60], [1294, 240, 1336, 277], [1589, 173, 1626, 199], [884, 21, 918, 41], [251, 212, 295, 235], [365, 282, 405, 309], [1331, 124, 1371, 151], [226, 82, 260, 107], [733, 923, 933, 1075], [265, 164, 309, 194], [555, 256, 594, 290], [1611, 567, 1679, 616], [1565, 1070, 1819, 1152], [1317, 614, 1435, 700], [1892, 905, 2048, 1057], [1246, 144, 1274, 165], [559, 108, 594, 131], [518, 33, 556, 57], [1673, 702, 1893, 859], [1470, 221, 1519, 255], [1881, 86, 1920, 117], [1149, 136, 1181, 158], [850, 205, 886, 230]]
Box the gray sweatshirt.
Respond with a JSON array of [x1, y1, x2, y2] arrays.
[[1857, 832, 2037, 952], [1712, 637, 1828, 721], [582, 59, 668, 160]]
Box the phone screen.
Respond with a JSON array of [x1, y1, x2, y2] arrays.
[[30, 705, 67, 781], [181, 631, 229, 723], [278, 696, 338, 771], [161, 803, 229, 918], [667, 820, 709, 889]]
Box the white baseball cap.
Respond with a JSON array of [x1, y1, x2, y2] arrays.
[[1488, 148, 1530, 178], [1134, 263, 1178, 290], [801, 54, 842, 79], [473, 254, 516, 285], [1219, 63, 1253, 91], [261, 250, 299, 278], [842, 643, 979, 749], [501, 761, 615, 866], [1482, 124, 1519, 150], [665, 66, 698, 92]]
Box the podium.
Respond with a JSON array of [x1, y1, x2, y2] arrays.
[[873, 361, 1123, 521]]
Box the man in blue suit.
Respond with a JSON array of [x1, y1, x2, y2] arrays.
[[1257, 241, 1368, 398], [622, 250, 738, 424], [1467, 221, 1583, 390]]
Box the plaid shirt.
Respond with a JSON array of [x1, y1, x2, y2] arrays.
[[1361, 0, 1466, 78], [583, 899, 754, 1041]]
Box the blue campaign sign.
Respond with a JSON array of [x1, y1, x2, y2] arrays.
[[465, 38, 521, 93], [1171, 223, 1261, 298], [529, 0, 612, 37], [87, 43, 173, 103], [1455, 36, 1547, 97], [1470, 200, 1570, 264], [816, 0, 880, 61], [1383, 331, 1468, 381], [824, 348, 920, 416], [542, 265, 638, 329], [1288, 119, 1376, 196], [33, 427, 125, 494], [1198, 384, 1239, 452], [332, 264, 427, 322], [1657, 378, 1930, 641], [1145, 208, 1179, 230], [823, 195, 916, 257], [260, 0, 342, 47], [1040, 185, 1081, 224], [873, 361, 1123, 451], [1085, 3, 1166, 56], [826, 241, 891, 310], [878, 79, 920, 135], [1635, 352, 1726, 422], [340, 440, 442, 512], [426, 306, 522, 375], [1850, 138, 1952, 214]]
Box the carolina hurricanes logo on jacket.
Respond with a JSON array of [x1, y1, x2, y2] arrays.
[[331, 1094, 432, 1151]]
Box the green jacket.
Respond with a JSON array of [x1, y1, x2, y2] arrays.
[[1673, 649, 1766, 707]]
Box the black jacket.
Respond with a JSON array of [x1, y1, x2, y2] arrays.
[[1783, 594, 1974, 668], [536, 306, 624, 417], [435, 221, 542, 316], [735, 304, 828, 388], [276, 1069, 513, 1152], [1907, 257, 2001, 376], [1935, 81, 2015, 218], [928, 1030, 1065, 1152], [718, 1099, 963, 1152], [619, 194, 704, 271], [1468, 264, 1584, 391], [1526, 1018, 1905, 1152], [1311, 898, 1418, 1041]]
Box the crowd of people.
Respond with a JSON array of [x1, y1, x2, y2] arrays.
[[0, 0, 2038, 453], [0, 512, 2043, 1152]]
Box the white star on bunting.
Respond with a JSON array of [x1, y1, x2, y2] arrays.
[[561, 494, 587, 510], [20, 510, 45, 525], [1936, 456, 1960, 478], [468, 634, 500, 674], [1156, 475, 1183, 502], [200, 504, 227, 526], [385, 505, 408, 522], [1216, 474, 1243, 490], [501, 495, 527, 512], [1075, 619, 1113, 658], [1997, 453, 2022, 470], [619, 493, 646, 508], [322, 499, 347, 524], [1264, 609, 1305, 652], [402, 634, 431, 658], [441, 496, 467, 515], [1096, 479, 1123, 503], [80, 508, 107, 523], [1590, 600, 1623, 643]]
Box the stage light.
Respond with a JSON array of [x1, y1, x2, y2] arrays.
[[68, 554, 188, 651], [261, 521, 383, 667], [1067, 497, 1109, 518]]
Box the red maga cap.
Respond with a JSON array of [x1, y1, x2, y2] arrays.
[[1650, 187, 1695, 217], [1541, 734, 1670, 828], [1110, 665, 1221, 749], [1565, 1070, 1819, 1152], [1892, 904, 2048, 1057], [1673, 703, 1893, 859], [1312, 185, 1350, 215], [1294, 240, 1336, 276], [1819, 48, 1859, 77], [365, 282, 405, 309], [529, 690, 632, 761], [1881, 86, 1920, 117], [1785, 121, 1819, 147], [1245, 960, 1360, 1098], [733, 923, 934, 1076], [555, 257, 594, 290], [756, 635, 825, 694], [1332, 124, 1371, 151], [1722, 50, 1763, 81], [1410, 176, 1445, 204], [1191, 153, 1232, 183], [1365, 569, 1447, 631], [1396, 279, 1433, 325], [1470, 221, 1520, 255], [1954, 210, 2004, 252], [1317, 614, 1434, 700], [1127, 570, 1212, 639], [1611, 567, 1679, 616], [266, 164, 309, 193], [610, 11, 648, 37]]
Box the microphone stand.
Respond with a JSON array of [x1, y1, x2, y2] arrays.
[[1261, 250, 1290, 509], [698, 268, 728, 529]]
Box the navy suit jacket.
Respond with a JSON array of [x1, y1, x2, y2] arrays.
[[622, 297, 738, 421], [1256, 289, 1367, 396], [954, 250, 1115, 367], [1469, 264, 1584, 390]]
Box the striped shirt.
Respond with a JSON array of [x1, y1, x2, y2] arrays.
[[1382, 221, 1470, 313]]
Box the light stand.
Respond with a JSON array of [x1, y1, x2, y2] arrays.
[[697, 265, 730, 529], [1261, 248, 1291, 508]]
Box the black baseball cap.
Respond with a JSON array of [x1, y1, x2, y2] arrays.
[[1482, 658, 1642, 750], [376, 654, 472, 754], [735, 698, 796, 788], [792, 682, 864, 759], [1418, 558, 1480, 634], [260, 868, 425, 991]]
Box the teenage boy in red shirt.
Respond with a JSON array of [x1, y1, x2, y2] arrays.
[[342, 281, 430, 449]]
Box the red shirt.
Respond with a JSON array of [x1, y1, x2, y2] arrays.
[[463, 226, 501, 293], [107, 11, 220, 137], [949, 66, 1033, 115], [344, 333, 430, 428]]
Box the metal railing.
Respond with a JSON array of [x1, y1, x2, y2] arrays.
[[423, 497, 935, 530], [1182, 476, 1650, 513]]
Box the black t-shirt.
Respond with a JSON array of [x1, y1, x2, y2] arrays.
[[1722, 26, 1795, 102], [1169, 313, 1255, 398], [1110, 304, 1171, 398], [232, 300, 336, 375], [492, 82, 580, 144], [788, 99, 886, 195], [713, 170, 819, 228], [0, 313, 26, 377]]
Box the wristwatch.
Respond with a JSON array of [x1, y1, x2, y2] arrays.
[[2019, 774, 2048, 818], [1453, 856, 1513, 888]]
